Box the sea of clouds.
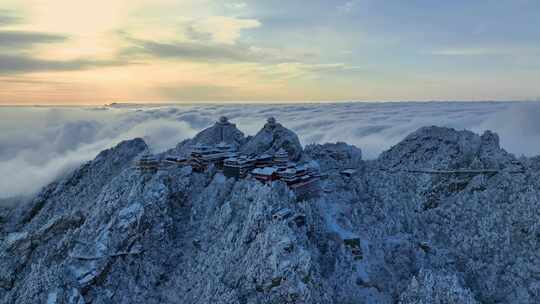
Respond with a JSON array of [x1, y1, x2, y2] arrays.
[[1, 101, 540, 200]]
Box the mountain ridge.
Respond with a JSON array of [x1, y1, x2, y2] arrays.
[[1, 120, 539, 304]]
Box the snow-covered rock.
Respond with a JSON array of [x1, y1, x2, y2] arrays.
[[242, 117, 303, 160], [379, 126, 519, 171], [170, 116, 246, 156], [304, 142, 362, 171], [399, 269, 478, 304], [2, 124, 540, 303]]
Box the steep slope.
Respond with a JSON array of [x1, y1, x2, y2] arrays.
[[303, 142, 362, 171], [1, 125, 540, 303], [359, 126, 540, 303]]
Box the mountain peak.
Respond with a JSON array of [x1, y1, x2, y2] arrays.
[[241, 117, 303, 160], [379, 126, 517, 170], [95, 137, 148, 161], [2, 123, 538, 304], [192, 116, 246, 147]]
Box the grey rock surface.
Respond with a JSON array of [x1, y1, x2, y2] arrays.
[[168, 116, 246, 156], [241, 117, 303, 160], [303, 142, 362, 171], [1, 125, 540, 303], [192, 116, 246, 147]]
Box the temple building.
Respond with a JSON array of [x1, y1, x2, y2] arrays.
[[216, 141, 236, 153], [189, 143, 213, 171], [223, 156, 256, 178], [266, 116, 277, 128], [217, 116, 231, 126], [340, 169, 357, 178], [277, 166, 309, 184], [289, 175, 320, 200], [343, 238, 363, 260], [273, 148, 289, 168], [255, 154, 273, 168], [272, 208, 292, 221], [191, 143, 213, 156], [216, 116, 235, 142], [164, 156, 188, 165], [144, 116, 322, 200], [252, 167, 278, 183], [135, 152, 159, 172], [189, 142, 238, 171], [276, 163, 321, 200]]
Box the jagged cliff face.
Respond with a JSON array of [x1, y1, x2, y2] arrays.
[[1, 124, 540, 304]]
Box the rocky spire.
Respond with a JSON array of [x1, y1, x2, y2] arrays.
[[217, 116, 231, 126], [241, 116, 303, 160], [266, 116, 277, 128], [191, 116, 245, 147]]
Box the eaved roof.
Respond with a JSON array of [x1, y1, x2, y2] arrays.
[[296, 164, 309, 170], [282, 168, 297, 174], [275, 148, 287, 155], [217, 141, 234, 148], [252, 167, 277, 176], [193, 143, 211, 149]]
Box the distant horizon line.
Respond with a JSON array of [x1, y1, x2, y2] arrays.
[[1, 99, 538, 107]]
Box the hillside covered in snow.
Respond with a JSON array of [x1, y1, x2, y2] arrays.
[[1, 117, 540, 304]]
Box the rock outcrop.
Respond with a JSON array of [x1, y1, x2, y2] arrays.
[[378, 126, 520, 170], [241, 117, 303, 160], [2, 125, 540, 304], [192, 116, 246, 147], [303, 142, 362, 171], [399, 269, 478, 304], [170, 116, 246, 156]]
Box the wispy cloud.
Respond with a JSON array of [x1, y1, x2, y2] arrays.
[[183, 16, 261, 45], [225, 2, 247, 10], [120, 31, 305, 64], [0, 54, 129, 75], [337, 1, 361, 13], [0, 9, 128, 75], [428, 48, 504, 56], [2, 0, 540, 103], [0, 9, 20, 26], [122, 36, 263, 63], [0, 31, 67, 49], [427, 46, 540, 58]]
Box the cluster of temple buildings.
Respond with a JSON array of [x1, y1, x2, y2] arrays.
[[136, 117, 321, 200], [165, 142, 321, 199]]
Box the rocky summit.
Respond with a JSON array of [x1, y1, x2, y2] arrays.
[[1, 119, 540, 304]]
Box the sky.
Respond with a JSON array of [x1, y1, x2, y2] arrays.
[[0, 0, 539, 105]]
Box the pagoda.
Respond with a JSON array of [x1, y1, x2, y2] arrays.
[[135, 152, 159, 172]]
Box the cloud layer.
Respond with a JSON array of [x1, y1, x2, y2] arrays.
[[3, 1, 540, 104], [1, 102, 540, 200], [0, 30, 67, 49]]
